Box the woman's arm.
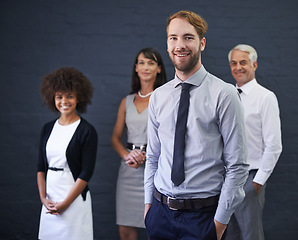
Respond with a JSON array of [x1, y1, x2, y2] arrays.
[[111, 98, 145, 168], [111, 97, 130, 159], [37, 172, 46, 202], [37, 172, 56, 212], [47, 178, 88, 215]]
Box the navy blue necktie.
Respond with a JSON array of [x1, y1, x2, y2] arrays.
[[237, 88, 242, 94], [171, 83, 192, 186]]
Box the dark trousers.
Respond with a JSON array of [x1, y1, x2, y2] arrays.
[[145, 198, 224, 240]]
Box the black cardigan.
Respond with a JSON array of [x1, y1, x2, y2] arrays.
[[37, 117, 98, 200]]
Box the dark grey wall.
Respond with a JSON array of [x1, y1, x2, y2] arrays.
[[0, 0, 297, 239]]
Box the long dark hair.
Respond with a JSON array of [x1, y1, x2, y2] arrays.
[[131, 47, 167, 94]]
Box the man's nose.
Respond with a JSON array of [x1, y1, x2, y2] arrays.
[[176, 38, 186, 50], [236, 63, 242, 70]]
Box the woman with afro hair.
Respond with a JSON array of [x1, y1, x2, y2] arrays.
[[37, 67, 97, 240]]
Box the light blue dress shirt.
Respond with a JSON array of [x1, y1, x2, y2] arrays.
[[144, 65, 249, 224]]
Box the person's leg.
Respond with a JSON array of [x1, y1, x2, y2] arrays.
[[145, 198, 177, 240], [146, 198, 219, 240], [179, 205, 218, 240], [225, 214, 242, 240], [239, 178, 265, 240], [119, 225, 138, 240], [227, 171, 265, 240]]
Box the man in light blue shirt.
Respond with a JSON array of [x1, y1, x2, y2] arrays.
[[144, 10, 249, 240]]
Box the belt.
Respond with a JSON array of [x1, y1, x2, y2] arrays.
[[154, 189, 219, 211], [127, 143, 147, 151], [48, 167, 64, 171]]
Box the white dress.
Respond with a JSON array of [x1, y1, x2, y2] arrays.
[[38, 119, 93, 240]]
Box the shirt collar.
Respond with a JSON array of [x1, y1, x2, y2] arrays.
[[236, 78, 257, 95], [173, 65, 208, 88]]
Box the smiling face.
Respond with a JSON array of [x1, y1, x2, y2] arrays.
[[135, 52, 161, 83], [230, 49, 258, 87], [167, 18, 206, 80], [54, 91, 78, 116]]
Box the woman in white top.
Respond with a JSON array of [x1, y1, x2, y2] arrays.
[[37, 67, 98, 240], [111, 48, 167, 240]]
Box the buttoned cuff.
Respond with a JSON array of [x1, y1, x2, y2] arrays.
[[214, 207, 232, 225], [144, 189, 154, 204], [253, 169, 270, 185]]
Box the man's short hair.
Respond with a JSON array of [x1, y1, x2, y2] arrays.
[[228, 44, 258, 66], [167, 10, 208, 40]]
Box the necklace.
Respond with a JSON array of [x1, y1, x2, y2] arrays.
[[138, 90, 153, 98]]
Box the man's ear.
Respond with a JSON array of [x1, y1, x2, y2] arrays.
[[253, 61, 258, 71], [200, 37, 206, 51]]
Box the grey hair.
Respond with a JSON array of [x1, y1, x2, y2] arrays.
[[228, 44, 258, 67]]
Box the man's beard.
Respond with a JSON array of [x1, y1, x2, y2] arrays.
[[171, 46, 201, 74]]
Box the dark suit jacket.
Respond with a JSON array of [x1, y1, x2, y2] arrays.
[[37, 117, 98, 200]]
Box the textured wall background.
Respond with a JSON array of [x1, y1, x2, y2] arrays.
[[0, 0, 297, 239]]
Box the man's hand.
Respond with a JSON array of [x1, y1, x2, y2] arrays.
[[144, 203, 152, 219], [253, 182, 263, 194], [214, 219, 227, 240]]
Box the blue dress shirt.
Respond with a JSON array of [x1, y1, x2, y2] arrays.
[[145, 65, 249, 224]]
